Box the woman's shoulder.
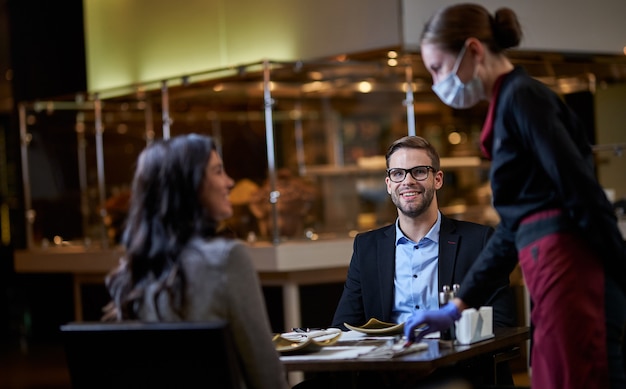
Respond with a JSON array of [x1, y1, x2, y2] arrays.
[[182, 237, 249, 268], [190, 235, 243, 250], [501, 67, 554, 100]]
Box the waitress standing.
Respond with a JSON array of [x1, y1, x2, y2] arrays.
[[403, 3, 626, 389]]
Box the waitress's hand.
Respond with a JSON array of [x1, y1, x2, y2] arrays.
[[404, 301, 462, 342]]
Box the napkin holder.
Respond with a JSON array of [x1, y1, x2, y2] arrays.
[[455, 306, 494, 345]]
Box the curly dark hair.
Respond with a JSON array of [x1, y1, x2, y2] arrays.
[[104, 134, 219, 320]]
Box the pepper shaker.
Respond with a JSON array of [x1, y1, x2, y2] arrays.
[[439, 284, 456, 341]]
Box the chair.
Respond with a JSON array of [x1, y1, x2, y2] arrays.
[[60, 320, 243, 389]]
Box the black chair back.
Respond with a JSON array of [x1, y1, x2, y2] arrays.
[[60, 320, 243, 389]]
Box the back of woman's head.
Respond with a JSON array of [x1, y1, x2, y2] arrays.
[[421, 3, 523, 54], [160, 134, 218, 240], [124, 134, 217, 258], [108, 134, 218, 320], [123, 139, 168, 258]]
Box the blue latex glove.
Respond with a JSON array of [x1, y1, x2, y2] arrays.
[[403, 301, 462, 342]]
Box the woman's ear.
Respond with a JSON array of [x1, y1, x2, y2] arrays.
[[466, 37, 485, 63]]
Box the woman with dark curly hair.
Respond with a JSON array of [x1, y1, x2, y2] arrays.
[[403, 4, 626, 388], [104, 133, 288, 389]]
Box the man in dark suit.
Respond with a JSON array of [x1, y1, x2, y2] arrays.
[[331, 215, 515, 329], [332, 135, 515, 329], [330, 135, 516, 387]]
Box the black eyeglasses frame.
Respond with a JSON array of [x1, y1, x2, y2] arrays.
[[386, 165, 435, 182]]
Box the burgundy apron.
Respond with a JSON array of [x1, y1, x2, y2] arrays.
[[517, 209, 609, 389]]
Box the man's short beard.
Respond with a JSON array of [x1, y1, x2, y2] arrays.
[[398, 192, 434, 218]]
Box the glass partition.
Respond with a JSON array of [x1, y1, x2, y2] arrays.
[[29, 52, 614, 248], [16, 56, 502, 249], [19, 93, 152, 249]]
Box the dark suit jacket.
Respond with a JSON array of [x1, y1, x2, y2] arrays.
[[331, 214, 516, 329]]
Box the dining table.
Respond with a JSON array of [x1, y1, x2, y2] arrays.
[[280, 326, 530, 387]]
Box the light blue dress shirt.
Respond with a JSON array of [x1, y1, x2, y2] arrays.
[[391, 211, 441, 324]]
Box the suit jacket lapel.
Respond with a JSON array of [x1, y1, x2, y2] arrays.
[[438, 216, 460, 291], [377, 225, 396, 321]]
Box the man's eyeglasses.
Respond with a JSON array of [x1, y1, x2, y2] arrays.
[[386, 166, 435, 182]]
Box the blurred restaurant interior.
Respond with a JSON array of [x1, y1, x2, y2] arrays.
[[0, 0, 625, 387]]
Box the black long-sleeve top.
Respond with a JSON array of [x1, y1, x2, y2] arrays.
[[459, 67, 626, 307]]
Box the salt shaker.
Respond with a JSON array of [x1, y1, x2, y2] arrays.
[[439, 284, 457, 341]]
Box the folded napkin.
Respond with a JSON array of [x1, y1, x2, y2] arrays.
[[337, 330, 397, 341], [280, 328, 342, 342], [455, 306, 494, 345]]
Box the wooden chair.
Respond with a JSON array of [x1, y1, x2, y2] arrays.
[[60, 320, 243, 389]]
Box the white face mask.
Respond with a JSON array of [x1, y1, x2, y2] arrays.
[[432, 45, 485, 109]]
